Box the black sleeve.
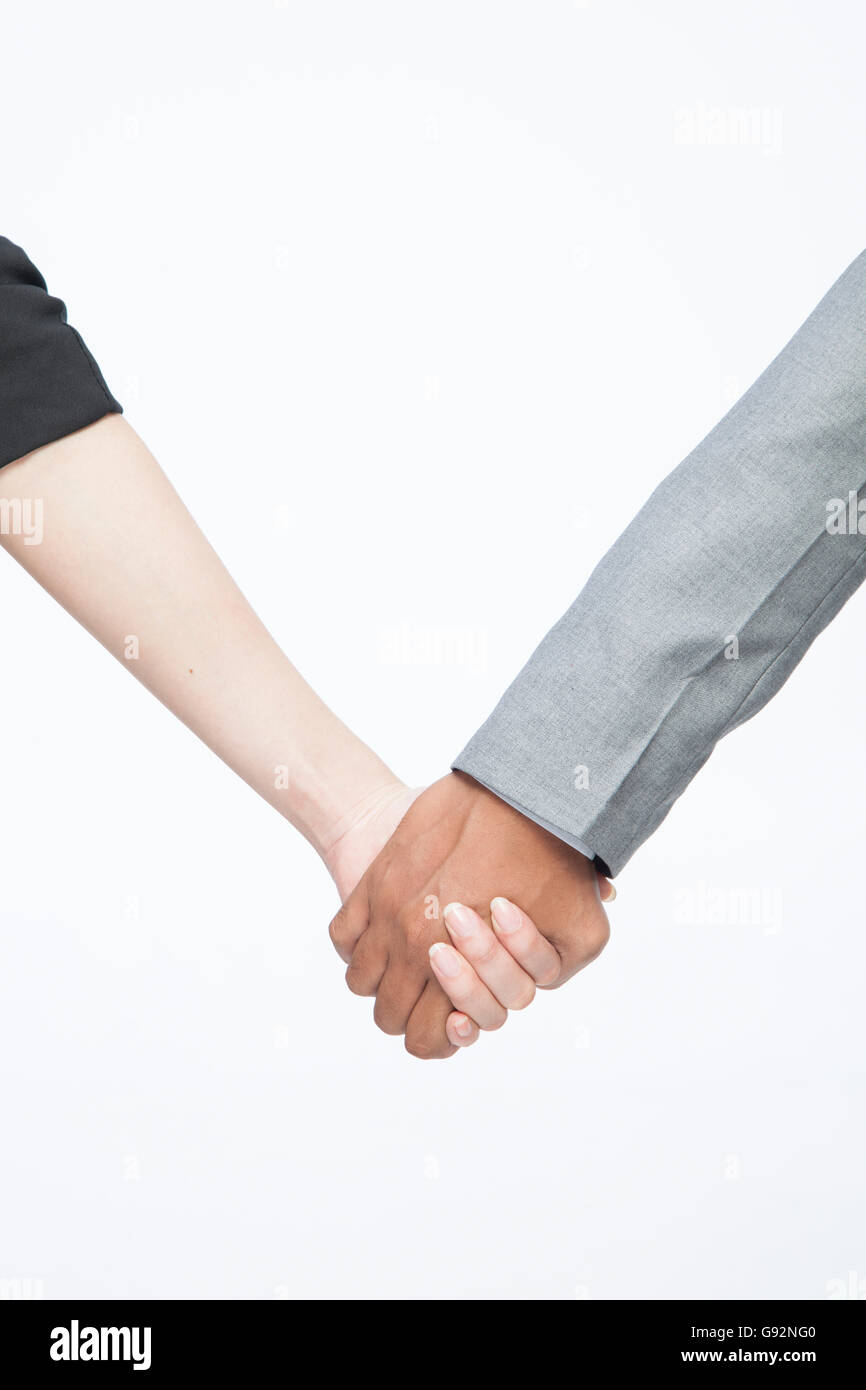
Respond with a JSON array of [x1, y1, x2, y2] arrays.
[[0, 235, 122, 469]]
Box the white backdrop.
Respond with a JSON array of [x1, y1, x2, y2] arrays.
[[1, 0, 864, 1300]]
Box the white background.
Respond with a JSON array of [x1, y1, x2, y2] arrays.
[[1, 0, 865, 1300]]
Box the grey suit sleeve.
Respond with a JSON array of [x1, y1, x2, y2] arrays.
[[453, 250, 866, 876]]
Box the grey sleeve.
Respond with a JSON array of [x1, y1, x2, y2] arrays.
[[453, 250, 866, 876]]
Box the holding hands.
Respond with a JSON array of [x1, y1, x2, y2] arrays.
[[328, 772, 613, 1059]]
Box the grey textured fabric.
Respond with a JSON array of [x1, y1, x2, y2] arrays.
[[454, 250, 866, 876]]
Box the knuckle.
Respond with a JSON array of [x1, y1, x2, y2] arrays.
[[328, 910, 346, 947], [510, 982, 536, 1011], [585, 913, 611, 960], [481, 1005, 508, 1032], [373, 1000, 405, 1036], [345, 963, 373, 997], [405, 1031, 450, 1061], [536, 961, 562, 989], [467, 936, 499, 967]]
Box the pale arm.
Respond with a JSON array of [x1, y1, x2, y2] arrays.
[[0, 413, 407, 882]]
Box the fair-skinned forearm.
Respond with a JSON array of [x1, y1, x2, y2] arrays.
[[0, 413, 401, 865]]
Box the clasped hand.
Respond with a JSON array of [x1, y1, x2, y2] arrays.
[[328, 771, 613, 1059]]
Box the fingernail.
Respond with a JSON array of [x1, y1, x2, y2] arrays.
[[490, 896, 521, 934], [604, 884, 617, 902], [429, 942, 461, 978], [442, 902, 475, 938], [455, 1016, 473, 1039]]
